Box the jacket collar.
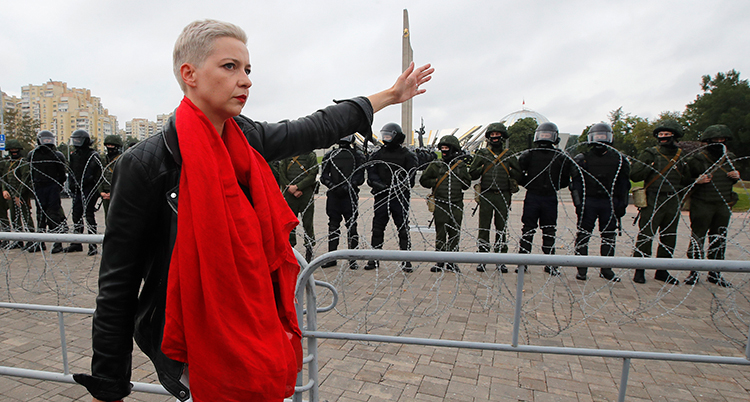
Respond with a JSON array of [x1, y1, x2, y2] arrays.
[[163, 114, 182, 166]]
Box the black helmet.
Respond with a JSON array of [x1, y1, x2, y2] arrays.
[[380, 123, 405, 147], [5, 139, 23, 151], [700, 124, 732, 142], [485, 122, 508, 139], [71, 129, 91, 147], [104, 134, 124, 147], [652, 120, 683, 139], [37, 130, 56, 146], [534, 122, 560, 144], [587, 123, 613, 144]]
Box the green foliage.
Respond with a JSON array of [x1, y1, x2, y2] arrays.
[[2, 109, 40, 151], [684, 70, 750, 149], [507, 117, 537, 154]]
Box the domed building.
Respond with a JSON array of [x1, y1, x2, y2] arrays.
[[499, 108, 550, 127]]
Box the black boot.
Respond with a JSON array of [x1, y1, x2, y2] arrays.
[[62, 243, 83, 253], [87, 244, 98, 256], [348, 260, 358, 270], [654, 270, 679, 285], [51, 243, 65, 254], [446, 263, 460, 273], [599, 268, 620, 282], [708, 271, 732, 288], [544, 266, 560, 276], [430, 262, 444, 272], [497, 264, 508, 273], [401, 261, 413, 273], [26, 242, 45, 253], [633, 269, 646, 284], [684, 271, 699, 286], [8, 241, 24, 250], [321, 260, 337, 268], [515, 265, 528, 273], [476, 264, 486, 272], [576, 268, 588, 281], [364, 260, 378, 271]]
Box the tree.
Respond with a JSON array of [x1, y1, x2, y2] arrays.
[[507, 117, 537, 155], [683, 69, 750, 152], [2, 109, 40, 151]]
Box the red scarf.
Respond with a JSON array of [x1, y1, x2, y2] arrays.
[[161, 97, 302, 401]]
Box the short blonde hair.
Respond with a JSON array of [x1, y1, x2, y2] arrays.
[[173, 19, 248, 93]]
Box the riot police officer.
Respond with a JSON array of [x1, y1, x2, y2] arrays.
[[27, 131, 68, 253], [2, 139, 34, 249], [571, 123, 630, 282], [420, 134, 471, 273], [684, 125, 738, 287], [99, 134, 123, 219], [517, 122, 571, 275], [319, 135, 366, 270], [65, 129, 103, 255], [365, 123, 418, 271], [469, 122, 522, 273], [630, 120, 691, 284], [280, 151, 319, 261]]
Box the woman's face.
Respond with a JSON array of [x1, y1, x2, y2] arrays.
[[187, 36, 252, 128]]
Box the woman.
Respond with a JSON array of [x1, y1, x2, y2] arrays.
[[74, 19, 433, 402]]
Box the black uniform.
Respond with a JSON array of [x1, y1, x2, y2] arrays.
[[365, 144, 418, 269], [518, 144, 571, 269], [28, 144, 68, 253], [571, 146, 630, 280], [319, 142, 366, 268], [68, 145, 103, 254]]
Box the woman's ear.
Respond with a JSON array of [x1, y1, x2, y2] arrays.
[[180, 63, 198, 89]]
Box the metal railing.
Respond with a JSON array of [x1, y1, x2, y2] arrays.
[[1, 232, 749, 401], [293, 249, 750, 402]]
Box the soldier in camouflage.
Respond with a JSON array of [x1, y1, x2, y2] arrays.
[[280, 151, 319, 261]]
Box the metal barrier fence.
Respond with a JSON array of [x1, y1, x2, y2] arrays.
[[0, 232, 748, 401], [294, 249, 750, 402]]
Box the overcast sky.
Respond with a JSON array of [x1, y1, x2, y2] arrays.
[[2, 0, 749, 137]]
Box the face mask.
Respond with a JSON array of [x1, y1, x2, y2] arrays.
[[707, 143, 725, 157], [592, 144, 608, 156], [9, 150, 21, 159]]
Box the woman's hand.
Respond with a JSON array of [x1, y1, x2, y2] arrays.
[[368, 62, 434, 113]]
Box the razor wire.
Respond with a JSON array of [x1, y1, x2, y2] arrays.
[[0, 141, 748, 352]]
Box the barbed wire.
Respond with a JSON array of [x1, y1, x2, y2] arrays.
[[0, 142, 747, 351]]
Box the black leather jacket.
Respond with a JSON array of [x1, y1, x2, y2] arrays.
[[74, 97, 373, 402]]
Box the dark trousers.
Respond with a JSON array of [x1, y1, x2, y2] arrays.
[[9, 196, 34, 233], [371, 192, 410, 251], [477, 190, 511, 253], [326, 192, 359, 251], [285, 190, 315, 249], [519, 192, 558, 255], [434, 198, 463, 253], [71, 186, 99, 236], [33, 183, 67, 234], [575, 198, 618, 272], [633, 193, 680, 259], [688, 198, 731, 260]]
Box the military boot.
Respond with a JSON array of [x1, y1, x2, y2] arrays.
[[654, 270, 679, 285], [633, 269, 646, 284], [708, 271, 732, 288], [599, 268, 620, 282]]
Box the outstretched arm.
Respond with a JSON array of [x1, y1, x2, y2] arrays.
[[367, 62, 434, 113]]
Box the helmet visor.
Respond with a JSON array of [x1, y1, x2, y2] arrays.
[[381, 131, 394, 143], [39, 137, 55, 145], [589, 131, 613, 143], [534, 131, 557, 143], [71, 137, 85, 147]]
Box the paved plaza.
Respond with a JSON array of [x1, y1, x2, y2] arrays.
[[0, 187, 748, 401]]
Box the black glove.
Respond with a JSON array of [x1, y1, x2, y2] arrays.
[[369, 180, 387, 195], [614, 199, 627, 218], [571, 190, 582, 208]]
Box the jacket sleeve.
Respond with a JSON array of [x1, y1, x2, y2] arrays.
[[351, 150, 366, 187], [278, 159, 291, 187], [295, 152, 319, 191], [629, 149, 654, 183], [319, 152, 333, 189], [507, 156, 523, 182], [468, 151, 485, 181], [420, 162, 438, 189], [240, 97, 374, 162], [458, 162, 471, 190], [75, 151, 160, 401]]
